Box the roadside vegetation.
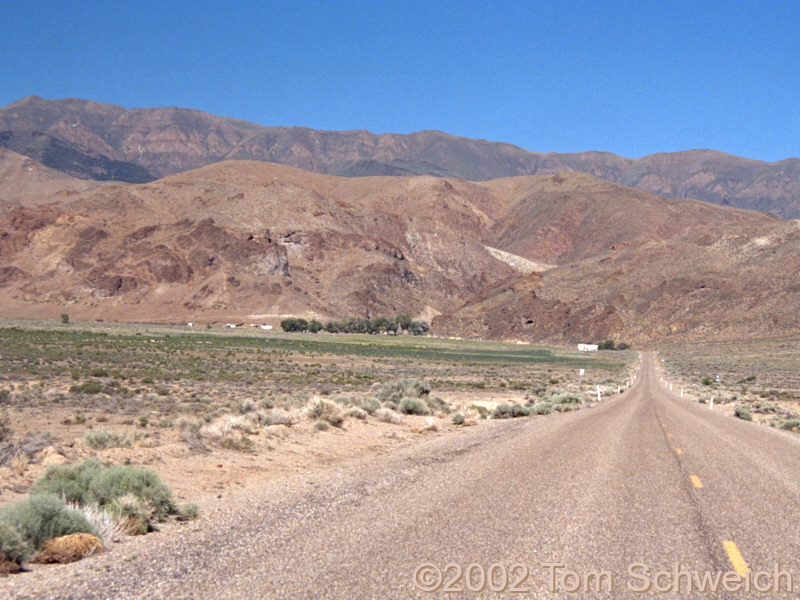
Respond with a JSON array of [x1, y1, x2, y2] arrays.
[[661, 338, 800, 432], [0, 459, 195, 573]]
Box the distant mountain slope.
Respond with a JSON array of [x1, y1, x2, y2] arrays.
[[0, 158, 785, 344], [2, 96, 800, 217], [0, 148, 98, 205], [434, 219, 800, 344]]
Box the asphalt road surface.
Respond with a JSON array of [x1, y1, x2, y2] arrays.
[[5, 353, 800, 599]]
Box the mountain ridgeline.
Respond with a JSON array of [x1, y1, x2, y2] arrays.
[[2, 95, 800, 218]]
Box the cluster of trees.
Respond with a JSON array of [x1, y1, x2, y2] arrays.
[[597, 339, 630, 350], [280, 315, 429, 336]]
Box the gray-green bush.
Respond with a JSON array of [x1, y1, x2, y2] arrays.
[[551, 392, 583, 405], [0, 494, 96, 556], [398, 397, 431, 415], [307, 399, 345, 427], [0, 519, 30, 564], [424, 396, 452, 414], [356, 397, 381, 415], [378, 379, 430, 405], [84, 430, 131, 450], [531, 402, 553, 415], [31, 460, 178, 522], [734, 405, 752, 421]]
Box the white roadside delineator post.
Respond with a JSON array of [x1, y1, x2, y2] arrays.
[[709, 397, 714, 410], [596, 385, 601, 402]]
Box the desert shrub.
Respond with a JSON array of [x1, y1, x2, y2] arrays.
[[467, 404, 488, 419], [61, 313, 70, 324], [314, 420, 330, 431], [200, 414, 255, 444], [531, 402, 553, 415], [69, 380, 103, 395], [510, 403, 531, 418], [770, 417, 800, 431], [751, 400, 780, 413], [32, 460, 177, 523], [375, 408, 403, 424], [107, 494, 155, 535], [86, 466, 177, 521], [175, 417, 201, 434], [32, 460, 103, 504], [356, 397, 381, 415], [200, 414, 256, 450], [346, 407, 368, 420], [237, 399, 257, 414], [378, 379, 430, 405], [425, 396, 451, 414], [0, 520, 30, 564], [0, 389, 10, 403], [701, 377, 714, 386], [0, 494, 95, 552], [221, 434, 255, 451], [552, 392, 583, 405], [260, 397, 275, 409], [494, 403, 530, 418], [734, 405, 752, 421], [177, 503, 198, 521], [0, 411, 10, 444], [398, 397, 431, 416], [266, 409, 294, 426], [84, 430, 131, 450], [553, 404, 574, 412], [492, 404, 513, 419], [452, 413, 465, 425], [307, 399, 345, 427]]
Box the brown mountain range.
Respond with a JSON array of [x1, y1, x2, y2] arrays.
[[3, 95, 800, 218], [1, 148, 792, 344]]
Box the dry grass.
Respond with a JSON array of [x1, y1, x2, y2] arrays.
[[32, 533, 103, 564]]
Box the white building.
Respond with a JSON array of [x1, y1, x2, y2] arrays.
[[578, 343, 598, 352]]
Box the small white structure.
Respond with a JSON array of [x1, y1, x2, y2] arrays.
[[187, 322, 193, 327], [578, 343, 598, 352], [260, 324, 273, 330], [226, 323, 236, 329]]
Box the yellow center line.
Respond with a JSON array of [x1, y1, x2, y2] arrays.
[[690, 474, 703, 488], [674, 448, 683, 455], [723, 541, 749, 576]]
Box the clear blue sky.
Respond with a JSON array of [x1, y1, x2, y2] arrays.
[[2, 1, 799, 161]]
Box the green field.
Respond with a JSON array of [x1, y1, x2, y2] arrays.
[[0, 319, 633, 392]]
